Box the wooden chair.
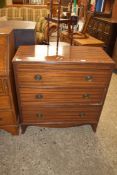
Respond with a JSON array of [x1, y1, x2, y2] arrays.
[[60, 12, 93, 43], [60, 12, 104, 47], [73, 12, 93, 39]]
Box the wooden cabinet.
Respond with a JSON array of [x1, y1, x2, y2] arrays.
[[0, 21, 36, 135], [0, 29, 19, 135], [13, 45, 115, 133], [87, 17, 117, 57]]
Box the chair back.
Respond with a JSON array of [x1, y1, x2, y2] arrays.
[[81, 12, 93, 34]]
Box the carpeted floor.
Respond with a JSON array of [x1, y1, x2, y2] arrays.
[[0, 73, 117, 175]]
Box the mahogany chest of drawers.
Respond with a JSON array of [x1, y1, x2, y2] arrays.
[[13, 45, 115, 133], [0, 29, 19, 135]]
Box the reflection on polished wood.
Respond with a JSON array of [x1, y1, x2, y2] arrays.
[[14, 43, 114, 64]]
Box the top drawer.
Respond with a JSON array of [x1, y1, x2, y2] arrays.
[[16, 69, 111, 88]]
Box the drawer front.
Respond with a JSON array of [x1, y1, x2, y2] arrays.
[[22, 106, 101, 123], [0, 35, 7, 46], [0, 79, 3, 93], [0, 79, 9, 95], [0, 96, 11, 109], [19, 87, 105, 105], [0, 111, 16, 125], [17, 70, 110, 87]]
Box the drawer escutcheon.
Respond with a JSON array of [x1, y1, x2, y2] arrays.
[[79, 112, 86, 118], [34, 74, 42, 81], [35, 94, 43, 99], [85, 75, 93, 81], [82, 94, 91, 99], [36, 113, 43, 119]]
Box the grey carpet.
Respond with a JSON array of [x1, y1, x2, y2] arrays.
[[0, 73, 117, 175]]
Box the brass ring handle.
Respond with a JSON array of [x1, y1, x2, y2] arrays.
[[82, 94, 91, 99], [79, 112, 85, 118], [35, 94, 43, 99], [85, 75, 93, 82], [36, 113, 43, 119], [34, 74, 42, 81]]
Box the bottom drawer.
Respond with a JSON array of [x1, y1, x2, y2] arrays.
[[0, 111, 16, 125], [22, 106, 101, 123]]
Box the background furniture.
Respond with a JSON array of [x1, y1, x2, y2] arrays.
[[46, 0, 76, 46], [73, 34, 104, 46], [0, 28, 19, 135], [0, 6, 48, 21], [60, 12, 104, 47], [13, 0, 24, 4], [94, 0, 114, 18], [0, 7, 57, 44], [0, 20, 36, 135], [0, 20, 36, 50], [87, 17, 117, 56], [13, 0, 46, 4], [13, 45, 114, 133], [7, 4, 47, 8], [0, 0, 5, 8]]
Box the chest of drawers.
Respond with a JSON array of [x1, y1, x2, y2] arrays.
[[0, 30, 19, 135], [13, 45, 115, 133]]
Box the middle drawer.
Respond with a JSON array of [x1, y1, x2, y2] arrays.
[[19, 87, 106, 105]]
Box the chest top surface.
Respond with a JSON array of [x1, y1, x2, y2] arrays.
[[0, 21, 36, 31], [13, 45, 115, 66]]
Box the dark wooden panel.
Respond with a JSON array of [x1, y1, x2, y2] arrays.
[[87, 17, 117, 56], [14, 29, 36, 50]]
